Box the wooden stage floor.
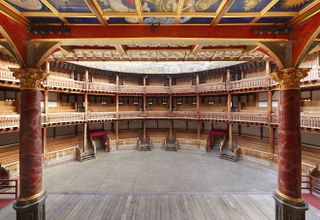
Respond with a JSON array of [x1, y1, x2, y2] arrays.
[[1, 149, 320, 219]]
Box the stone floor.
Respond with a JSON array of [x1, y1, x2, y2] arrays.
[[1, 149, 320, 219]]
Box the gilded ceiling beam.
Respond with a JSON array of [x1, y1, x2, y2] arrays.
[[40, 0, 68, 24], [84, 0, 108, 26], [288, 1, 320, 27], [134, 0, 144, 24], [250, 0, 280, 23], [211, 0, 235, 26], [175, 0, 186, 24], [0, 2, 28, 26]]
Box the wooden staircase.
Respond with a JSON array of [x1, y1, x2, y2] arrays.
[[138, 137, 151, 151], [165, 137, 177, 151], [219, 138, 240, 162], [78, 150, 96, 162]]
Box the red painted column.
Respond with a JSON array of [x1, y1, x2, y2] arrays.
[[271, 68, 309, 220], [12, 68, 48, 220]]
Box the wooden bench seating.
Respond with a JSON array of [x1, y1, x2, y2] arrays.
[[199, 105, 227, 112], [48, 103, 76, 113], [119, 105, 140, 111], [46, 136, 81, 153], [88, 104, 116, 112], [0, 101, 18, 115], [301, 101, 320, 115]]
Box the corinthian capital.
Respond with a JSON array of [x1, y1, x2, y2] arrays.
[[270, 68, 309, 89], [11, 68, 49, 89]]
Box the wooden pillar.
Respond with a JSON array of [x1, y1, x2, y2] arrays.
[[43, 90, 48, 122], [85, 69, 89, 90], [12, 68, 48, 219], [186, 120, 189, 130], [83, 123, 87, 151], [268, 89, 273, 123], [84, 93, 88, 120], [260, 127, 264, 140], [211, 121, 214, 130], [115, 121, 119, 147], [238, 124, 241, 136], [169, 120, 173, 139], [265, 61, 271, 75], [228, 123, 233, 147], [269, 126, 275, 161], [143, 120, 147, 139], [197, 120, 201, 147], [226, 69, 231, 82], [227, 93, 232, 120]]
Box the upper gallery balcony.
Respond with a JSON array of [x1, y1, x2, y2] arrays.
[[0, 67, 320, 95]]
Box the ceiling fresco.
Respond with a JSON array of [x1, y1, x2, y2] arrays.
[[2, 0, 318, 25]]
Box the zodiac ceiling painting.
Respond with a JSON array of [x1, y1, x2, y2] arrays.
[[4, 0, 315, 24]]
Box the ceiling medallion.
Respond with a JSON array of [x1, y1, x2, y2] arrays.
[[243, 0, 261, 11], [281, 0, 311, 9]]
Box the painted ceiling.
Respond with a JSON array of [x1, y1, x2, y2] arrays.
[[1, 0, 317, 25]]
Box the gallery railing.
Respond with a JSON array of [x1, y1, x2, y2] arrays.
[[231, 112, 269, 124], [44, 78, 86, 91], [1, 69, 320, 95], [45, 113, 86, 124], [87, 112, 117, 121], [118, 111, 144, 119], [0, 69, 18, 83], [144, 86, 170, 94], [87, 82, 118, 93], [199, 112, 228, 121]]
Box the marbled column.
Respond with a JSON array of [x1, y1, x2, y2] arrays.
[[11, 68, 49, 220], [19, 89, 43, 199], [270, 68, 309, 202], [278, 88, 302, 199]]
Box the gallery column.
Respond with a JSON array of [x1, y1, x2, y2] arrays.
[[270, 68, 309, 220], [12, 68, 49, 220]]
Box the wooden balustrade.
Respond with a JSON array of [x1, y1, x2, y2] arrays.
[[145, 86, 170, 94], [229, 77, 271, 90], [0, 115, 19, 129], [198, 82, 227, 93], [87, 82, 118, 93], [301, 115, 320, 129], [87, 112, 116, 121], [0, 69, 18, 82], [302, 175, 320, 196], [118, 111, 144, 119], [118, 85, 144, 94], [44, 78, 86, 90], [170, 85, 197, 94], [145, 111, 170, 118], [45, 113, 86, 124], [301, 67, 320, 82], [199, 112, 228, 121], [231, 112, 268, 123], [271, 113, 278, 124], [172, 111, 197, 119]]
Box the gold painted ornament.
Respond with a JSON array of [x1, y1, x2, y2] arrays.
[[243, 0, 261, 11], [281, 0, 311, 9]]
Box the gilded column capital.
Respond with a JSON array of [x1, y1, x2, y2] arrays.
[[270, 68, 309, 90], [10, 68, 49, 89]]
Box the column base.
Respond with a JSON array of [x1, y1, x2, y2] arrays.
[[13, 192, 47, 220], [273, 191, 308, 220]]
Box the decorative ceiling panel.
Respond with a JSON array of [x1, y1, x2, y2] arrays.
[[3, 0, 317, 25], [228, 0, 272, 12], [47, 0, 91, 13], [141, 0, 179, 13], [182, 0, 222, 13]]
